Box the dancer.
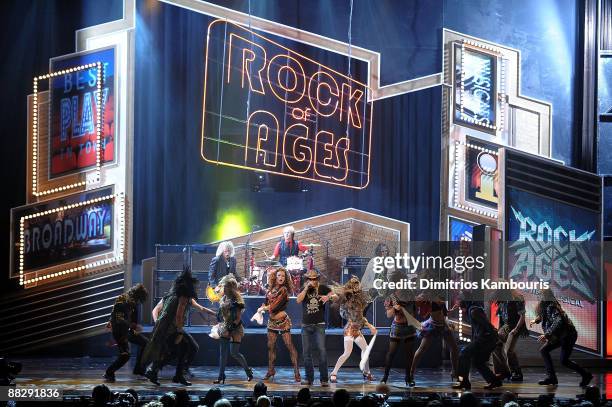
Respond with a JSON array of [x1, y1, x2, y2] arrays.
[[104, 284, 149, 382], [296, 269, 332, 386], [143, 267, 203, 386], [381, 290, 418, 386], [530, 288, 592, 387], [329, 276, 377, 383], [215, 275, 253, 384], [452, 299, 502, 390], [151, 295, 215, 379], [491, 286, 528, 382], [411, 292, 458, 382], [257, 268, 300, 382]]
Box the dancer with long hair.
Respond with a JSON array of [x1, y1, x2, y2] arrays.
[[381, 289, 418, 386], [257, 268, 301, 382], [329, 276, 377, 383], [142, 267, 201, 386], [411, 292, 458, 382], [530, 288, 592, 387], [215, 275, 253, 384], [104, 284, 149, 382]]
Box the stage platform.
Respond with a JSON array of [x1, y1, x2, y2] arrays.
[[11, 358, 610, 402]]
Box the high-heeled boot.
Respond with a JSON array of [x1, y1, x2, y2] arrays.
[[263, 368, 275, 381], [294, 367, 301, 383]]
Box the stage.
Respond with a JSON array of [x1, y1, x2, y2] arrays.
[[11, 358, 610, 402]]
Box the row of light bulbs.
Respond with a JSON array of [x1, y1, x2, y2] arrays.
[[457, 308, 471, 342], [455, 203, 498, 219], [458, 42, 499, 131], [461, 39, 501, 54], [452, 141, 498, 220], [19, 193, 125, 286], [31, 62, 103, 197], [456, 140, 499, 156], [22, 257, 119, 285]]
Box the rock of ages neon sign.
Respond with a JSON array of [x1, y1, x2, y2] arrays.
[[201, 20, 373, 189]]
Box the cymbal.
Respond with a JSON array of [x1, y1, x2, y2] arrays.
[[303, 243, 322, 247], [256, 260, 282, 267]]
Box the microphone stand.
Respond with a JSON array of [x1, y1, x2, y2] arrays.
[[306, 226, 336, 285], [244, 228, 255, 281]]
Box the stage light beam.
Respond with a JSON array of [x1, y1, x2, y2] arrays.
[[214, 208, 253, 241]]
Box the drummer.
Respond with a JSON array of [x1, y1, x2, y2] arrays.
[[270, 226, 311, 267]]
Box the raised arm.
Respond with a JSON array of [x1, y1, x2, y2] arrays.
[[296, 285, 309, 304]]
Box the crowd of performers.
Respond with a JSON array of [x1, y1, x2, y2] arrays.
[[103, 227, 593, 390]]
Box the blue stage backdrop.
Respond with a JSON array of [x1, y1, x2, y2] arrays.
[[132, 1, 442, 264], [0, 0, 585, 298], [132, 0, 582, 265], [198, 0, 579, 164], [443, 0, 579, 165]]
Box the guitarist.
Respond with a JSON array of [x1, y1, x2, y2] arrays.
[[209, 241, 241, 289]]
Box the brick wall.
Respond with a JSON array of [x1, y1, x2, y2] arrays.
[[230, 218, 401, 284]]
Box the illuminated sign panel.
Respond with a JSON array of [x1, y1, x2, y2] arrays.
[[49, 47, 116, 178], [10, 186, 116, 280], [506, 187, 600, 352], [465, 138, 499, 209], [448, 216, 475, 242], [451, 135, 500, 219], [202, 20, 372, 189], [454, 44, 497, 132]]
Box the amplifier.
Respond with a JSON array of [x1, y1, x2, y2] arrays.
[[191, 245, 216, 273], [156, 245, 189, 271], [343, 256, 371, 267], [341, 256, 371, 283], [154, 270, 208, 299]]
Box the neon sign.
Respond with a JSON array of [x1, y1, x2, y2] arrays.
[[465, 138, 499, 208], [201, 20, 373, 189], [454, 44, 497, 132]]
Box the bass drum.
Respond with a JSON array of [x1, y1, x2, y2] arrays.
[[251, 266, 266, 285], [238, 280, 249, 294], [286, 256, 304, 272]]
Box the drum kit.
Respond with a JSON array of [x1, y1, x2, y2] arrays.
[[241, 243, 322, 296]]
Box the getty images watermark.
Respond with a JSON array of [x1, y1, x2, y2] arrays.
[[371, 252, 550, 291]]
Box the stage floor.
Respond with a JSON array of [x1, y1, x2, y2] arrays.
[[12, 358, 610, 401]]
